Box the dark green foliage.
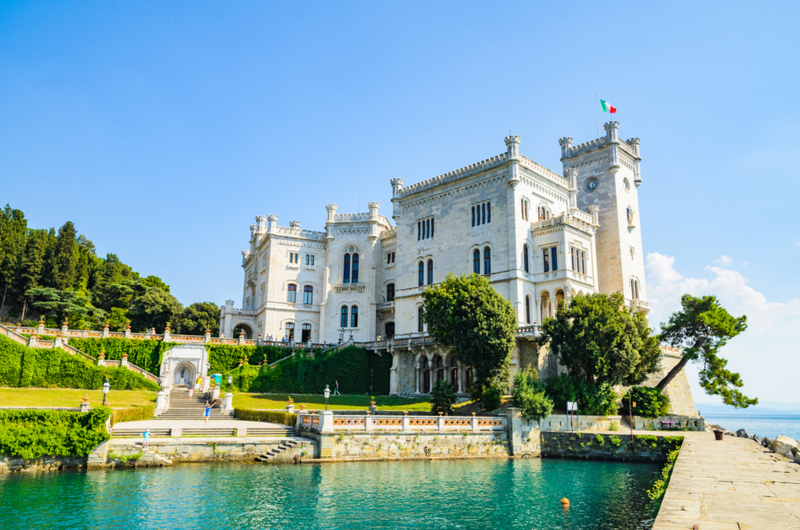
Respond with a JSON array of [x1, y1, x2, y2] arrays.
[[541, 292, 661, 388], [544, 375, 619, 415], [622, 386, 670, 418], [128, 287, 182, 332], [222, 346, 391, 395], [511, 367, 553, 422], [478, 383, 502, 411], [0, 407, 111, 458], [27, 287, 95, 324], [422, 273, 517, 395], [430, 380, 456, 414], [51, 221, 78, 290], [233, 409, 297, 427], [0, 335, 158, 391], [206, 344, 296, 374], [658, 294, 756, 408], [68, 338, 172, 375], [174, 302, 220, 335], [647, 448, 681, 505]]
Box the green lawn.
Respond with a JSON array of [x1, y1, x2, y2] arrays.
[[0, 388, 157, 409], [233, 392, 435, 411]]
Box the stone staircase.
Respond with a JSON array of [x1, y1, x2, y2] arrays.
[[255, 439, 302, 462], [156, 389, 232, 421]]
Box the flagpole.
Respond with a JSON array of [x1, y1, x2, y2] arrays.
[[596, 94, 600, 139]]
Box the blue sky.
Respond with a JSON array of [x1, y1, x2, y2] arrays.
[[1, 1, 798, 403]]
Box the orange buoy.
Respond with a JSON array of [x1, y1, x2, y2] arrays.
[[561, 498, 570, 505]]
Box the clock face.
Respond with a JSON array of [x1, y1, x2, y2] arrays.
[[586, 178, 598, 192]]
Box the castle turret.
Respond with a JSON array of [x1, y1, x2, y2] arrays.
[[267, 214, 278, 232]]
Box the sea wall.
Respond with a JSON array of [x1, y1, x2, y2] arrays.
[[307, 431, 509, 459], [632, 415, 705, 431], [0, 454, 87, 473], [507, 410, 624, 457], [541, 432, 683, 463]]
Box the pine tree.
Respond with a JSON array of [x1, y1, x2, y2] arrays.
[[51, 221, 78, 290], [15, 229, 48, 320], [0, 205, 28, 312]]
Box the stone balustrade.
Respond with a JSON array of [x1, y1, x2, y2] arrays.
[[298, 411, 505, 434]]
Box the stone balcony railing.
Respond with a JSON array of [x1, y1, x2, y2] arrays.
[[334, 282, 366, 293], [298, 411, 506, 434], [531, 213, 594, 234]]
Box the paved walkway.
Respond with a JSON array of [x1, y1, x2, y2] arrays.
[[654, 431, 800, 529], [112, 419, 290, 430]]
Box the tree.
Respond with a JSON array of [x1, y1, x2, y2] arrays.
[[511, 367, 553, 422], [14, 229, 48, 320], [50, 221, 78, 290], [540, 292, 661, 388], [174, 302, 220, 335], [430, 380, 456, 414], [0, 205, 28, 312], [28, 287, 91, 324], [657, 294, 755, 408], [128, 287, 182, 332], [141, 275, 170, 293], [421, 273, 517, 392]]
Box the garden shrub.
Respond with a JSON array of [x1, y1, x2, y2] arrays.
[[68, 338, 173, 374], [621, 386, 670, 418], [0, 335, 159, 391], [479, 383, 503, 411], [0, 407, 111, 458], [544, 375, 618, 415], [233, 409, 297, 427], [511, 367, 553, 422], [430, 380, 456, 414], [206, 344, 295, 374], [109, 406, 156, 426]]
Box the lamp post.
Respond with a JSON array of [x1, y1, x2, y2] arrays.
[[324, 384, 330, 411], [227, 375, 233, 392], [102, 378, 110, 406], [628, 396, 636, 452]]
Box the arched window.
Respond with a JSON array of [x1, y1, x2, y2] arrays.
[[303, 286, 313, 305], [285, 323, 295, 341], [483, 247, 491, 275], [351, 305, 359, 328], [387, 283, 395, 302], [418, 221, 421, 241], [487, 201, 491, 223], [418, 306, 424, 332], [343, 254, 351, 283], [341, 306, 348, 328], [287, 284, 297, 303], [430, 219, 435, 238], [427, 259, 433, 285], [418, 261, 424, 287], [352, 253, 359, 283], [521, 198, 528, 221], [525, 296, 531, 324], [523, 244, 529, 273], [630, 278, 640, 300], [482, 203, 486, 225], [385, 322, 395, 338], [473, 249, 480, 274], [471, 206, 475, 227], [301, 324, 312, 342]]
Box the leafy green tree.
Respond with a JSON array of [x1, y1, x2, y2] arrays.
[[430, 380, 456, 414], [657, 294, 755, 408], [27, 287, 90, 324], [49, 221, 78, 290], [511, 367, 553, 422], [0, 205, 28, 311], [14, 229, 48, 320], [541, 292, 661, 387], [421, 273, 517, 394], [141, 275, 170, 293], [174, 301, 220, 335], [622, 386, 670, 418], [128, 287, 182, 332]]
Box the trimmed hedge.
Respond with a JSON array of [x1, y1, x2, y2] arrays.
[[0, 335, 159, 391], [110, 406, 156, 426], [68, 338, 174, 375], [0, 408, 111, 458], [224, 346, 392, 395], [233, 409, 297, 427], [205, 344, 296, 374]]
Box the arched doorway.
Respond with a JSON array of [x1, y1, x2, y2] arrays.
[[173, 362, 196, 388], [449, 358, 459, 389], [433, 355, 444, 383], [420, 357, 430, 393], [384, 322, 395, 338], [233, 324, 253, 339]]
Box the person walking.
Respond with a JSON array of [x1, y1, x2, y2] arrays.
[[188, 382, 194, 399], [333, 380, 341, 396], [142, 428, 150, 450], [204, 401, 212, 425]]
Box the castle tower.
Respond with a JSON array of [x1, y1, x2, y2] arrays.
[[561, 122, 648, 312]]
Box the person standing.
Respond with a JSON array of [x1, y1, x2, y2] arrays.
[[142, 428, 150, 449], [333, 380, 340, 396], [204, 401, 212, 425]]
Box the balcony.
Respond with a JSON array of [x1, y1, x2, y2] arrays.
[[335, 282, 366, 293], [377, 301, 395, 311]]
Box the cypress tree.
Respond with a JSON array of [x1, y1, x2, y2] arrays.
[[51, 221, 78, 290]]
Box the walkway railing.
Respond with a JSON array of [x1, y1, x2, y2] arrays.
[[298, 412, 505, 433]]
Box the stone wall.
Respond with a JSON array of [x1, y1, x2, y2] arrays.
[[310, 431, 509, 459], [0, 454, 87, 473], [632, 415, 705, 432], [541, 431, 683, 463], [507, 410, 625, 457], [640, 350, 698, 416]]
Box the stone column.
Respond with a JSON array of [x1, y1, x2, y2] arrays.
[[437, 412, 444, 432], [121, 354, 129, 367], [204, 329, 211, 344], [389, 352, 399, 395], [414, 357, 421, 394], [163, 325, 171, 342], [401, 411, 409, 431], [101, 324, 110, 338], [61, 321, 69, 336], [124, 325, 131, 339], [28, 335, 38, 348], [37, 318, 45, 335], [506, 407, 523, 456], [80, 397, 91, 413], [223, 392, 233, 411], [471, 413, 478, 432], [458, 366, 465, 394], [155, 391, 168, 416], [365, 413, 373, 432]]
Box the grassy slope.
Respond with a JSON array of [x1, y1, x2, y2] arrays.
[[233, 392, 434, 411], [0, 388, 156, 408]]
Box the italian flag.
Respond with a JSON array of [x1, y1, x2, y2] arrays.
[[600, 99, 617, 113]]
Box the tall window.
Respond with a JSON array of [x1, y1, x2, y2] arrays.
[[387, 283, 395, 302], [343, 254, 351, 283], [418, 221, 421, 241], [571, 248, 588, 274], [301, 324, 312, 343], [289, 252, 299, 263], [538, 206, 550, 221], [521, 199, 529, 221], [482, 203, 486, 224], [525, 296, 531, 324], [523, 244, 530, 273], [341, 306, 348, 328], [351, 305, 359, 327], [473, 249, 480, 274], [418, 261, 424, 286], [471, 201, 491, 226], [352, 253, 359, 283], [385, 322, 395, 338], [472, 206, 476, 227], [551, 247, 558, 271], [418, 306, 424, 332], [427, 259, 433, 285], [631, 278, 640, 300], [287, 284, 297, 303], [581, 251, 586, 275], [418, 218, 435, 240], [303, 285, 313, 305], [543, 247, 550, 272], [305, 255, 314, 266], [285, 323, 294, 341], [483, 247, 491, 275]]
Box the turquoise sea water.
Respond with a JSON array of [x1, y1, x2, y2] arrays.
[[702, 414, 800, 441], [0, 459, 661, 530]]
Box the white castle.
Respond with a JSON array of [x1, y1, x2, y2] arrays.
[[220, 121, 651, 396]]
